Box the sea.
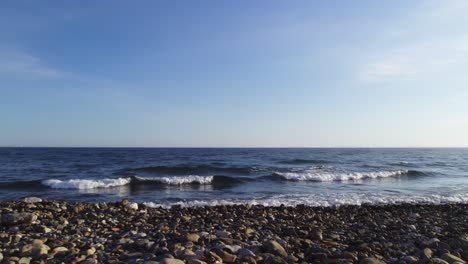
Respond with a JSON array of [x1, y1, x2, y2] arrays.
[[0, 148, 467, 208]]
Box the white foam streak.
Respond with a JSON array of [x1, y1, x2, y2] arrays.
[[42, 178, 131, 189], [144, 193, 468, 209], [277, 170, 407, 182], [136, 175, 214, 185]]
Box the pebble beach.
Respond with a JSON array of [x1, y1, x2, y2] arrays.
[[1, 198, 467, 264]]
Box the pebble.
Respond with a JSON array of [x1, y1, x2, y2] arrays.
[[263, 239, 288, 257], [1, 212, 37, 225], [125, 202, 139, 210], [22, 197, 43, 203], [160, 258, 186, 264], [0, 200, 466, 264], [186, 233, 200, 242], [441, 253, 466, 263]]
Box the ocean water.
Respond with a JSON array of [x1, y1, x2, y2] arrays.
[[0, 148, 467, 207]]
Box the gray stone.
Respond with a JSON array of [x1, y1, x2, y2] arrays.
[[18, 257, 31, 264], [53, 247, 68, 253], [1, 212, 37, 225], [238, 248, 256, 258], [22, 197, 42, 203], [431, 258, 449, 264], [81, 259, 98, 264], [421, 248, 432, 259], [21, 243, 50, 259], [125, 202, 139, 210], [402, 256, 418, 263], [428, 238, 441, 246], [216, 230, 231, 238], [160, 258, 185, 264], [441, 253, 466, 264], [187, 259, 208, 264], [359, 257, 386, 264], [263, 254, 288, 264], [263, 240, 288, 257], [311, 229, 323, 241], [186, 233, 200, 242]]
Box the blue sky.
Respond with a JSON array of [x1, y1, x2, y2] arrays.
[[1, 0, 468, 147]]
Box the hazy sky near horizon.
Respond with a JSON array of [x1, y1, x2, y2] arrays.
[[1, 0, 468, 147]]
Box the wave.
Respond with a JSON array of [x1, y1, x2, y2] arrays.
[[126, 164, 254, 175], [42, 178, 131, 189], [144, 193, 468, 208], [278, 158, 330, 165], [266, 169, 419, 182], [134, 175, 246, 185], [39, 174, 244, 190]]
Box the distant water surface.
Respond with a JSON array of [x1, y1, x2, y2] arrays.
[[0, 148, 467, 207]]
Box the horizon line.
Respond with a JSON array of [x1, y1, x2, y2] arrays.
[[1, 146, 467, 149]]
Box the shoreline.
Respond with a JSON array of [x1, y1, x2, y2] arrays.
[[0, 200, 467, 264]]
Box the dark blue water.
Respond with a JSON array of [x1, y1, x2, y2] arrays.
[[0, 148, 467, 207]]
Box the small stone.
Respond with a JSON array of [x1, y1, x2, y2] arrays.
[[310, 229, 323, 241], [207, 251, 223, 263], [421, 248, 432, 259], [343, 251, 358, 261], [441, 253, 466, 264], [188, 259, 208, 264], [263, 254, 288, 264], [86, 247, 96, 256], [18, 257, 32, 264], [431, 258, 449, 264], [125, 202, 139, 210], [8, 226, 20, 233], [220, 251, 237, 263], [307, 252, 327, 262], [1, 213, 37, 225], [22, 197, 42, 203], [39, 225, 52, 233], [403, 255, 418, 263], [263, 240, 288, 257], [216, 230, 231, 238], [240, 256, 257, 264], [186, 233, 200, 242], [238, 248, 256, 258], [359, 257, 386, 264], [428, 238, 440, 246], [81, 259, 98, 264], [53, 247, 68, 253], [21, 243, 50, 259], [160, 258, 185, 264]]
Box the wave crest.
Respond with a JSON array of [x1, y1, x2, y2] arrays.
[[42, 178, 131, 189], [135, 175, 214, 185], [272, 170, 409, 182]]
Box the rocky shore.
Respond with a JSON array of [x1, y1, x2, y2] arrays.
[[0, 199, 467, 264]]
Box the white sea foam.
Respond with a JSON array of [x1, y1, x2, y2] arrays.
[[276, 170, 407, 182], [144, 193, 468, 208], [136, 175, 214, 185], [42, 178, 131, 189]]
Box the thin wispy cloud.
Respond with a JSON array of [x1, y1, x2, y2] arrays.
[[357, 1, 468, 82], [359, 36, 468, 82], [0, 48, 67, 79]]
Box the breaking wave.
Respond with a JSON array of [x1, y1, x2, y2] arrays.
[[42, 178, 132, 189], [40, 175, 244, 189], [265, 169, 421, 182], [144, 193, 468, 208]]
